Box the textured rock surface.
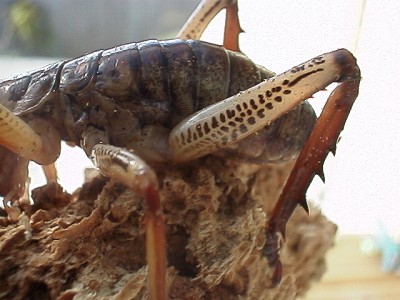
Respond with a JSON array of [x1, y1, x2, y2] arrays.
[[0, 157, 336, 299]]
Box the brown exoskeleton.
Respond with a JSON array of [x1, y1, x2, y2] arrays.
[[0, 0, 360, 299]]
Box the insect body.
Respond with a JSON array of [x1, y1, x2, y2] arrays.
[[0, 1, 361, 299], [0, 39, 314, 164]]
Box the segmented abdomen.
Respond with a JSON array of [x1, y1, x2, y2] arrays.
[[0, 40, 274, 124], [59, 39, 274, 123]]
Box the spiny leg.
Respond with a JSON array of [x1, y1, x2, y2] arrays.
[[264, 77, 361, 286], [178, 0, 242, 52], [223, 0, 242, 52], [169, 49, 360, 163], [90, 144, 166, 300]]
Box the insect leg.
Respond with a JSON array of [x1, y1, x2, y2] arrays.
[[223, 0, 243, 52], [0, 103, 61, 220], [264, 77, 361, 286], [177, 0, 239, 43], [169, 49, 361, 164], [0, 103, 60, 165], [90, 144, 166, 300], [42, 163, 58, 182]]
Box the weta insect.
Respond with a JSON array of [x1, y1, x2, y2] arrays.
[[0, 0, 360, 299]]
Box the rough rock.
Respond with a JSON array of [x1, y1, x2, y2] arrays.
[[0, 157, 336, 299]]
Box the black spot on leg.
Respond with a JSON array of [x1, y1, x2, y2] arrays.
[[290, 65, 306, 73], [180, 132, 186, 145], [186, 128, 192, 143], [257, 108, 265, 118], [274, 96, 282, 102], [196, 124, 203, 138], [203, 122, 211, 134], [231, 131, 238, 140], [288, 68, 323, 87], [249, 99, 258, 109], [235, 117, 244, 122], [247, 117, 256, 125], [211, 116, 219, 128], [227, 109, 236, 118], [239, 124, 248, 133], [283, 90, 292, 95], [265, 103, 273, 110], [220, 126, 229, 132], [272, 86, 282, 93]]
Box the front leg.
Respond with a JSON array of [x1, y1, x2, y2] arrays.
[[90, 144, 166, 300]]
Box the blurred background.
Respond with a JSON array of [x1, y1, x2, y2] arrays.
[[0, 0, 399, 288], [0, 0, 196, 56]]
